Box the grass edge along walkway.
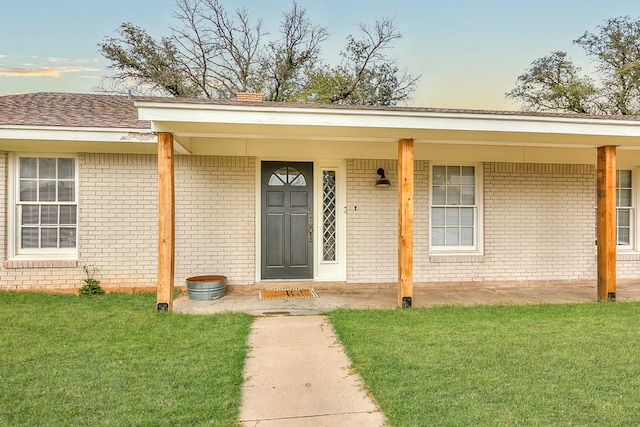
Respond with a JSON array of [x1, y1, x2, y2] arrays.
[[0, 291, 253, 427], [329, 302, 640, 427]]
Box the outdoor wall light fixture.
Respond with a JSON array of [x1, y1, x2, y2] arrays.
[[376, 168, 391, 187]]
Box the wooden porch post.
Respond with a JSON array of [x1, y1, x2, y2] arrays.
[[157, 132, 175, 311], [398, 138, 414, 307], [597, 145, 617, 302]]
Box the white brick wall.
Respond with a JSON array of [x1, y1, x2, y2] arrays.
[[616, 253, 640, 278], [432, 162, 598, 282], [347, 160, 599, 284], [78, 153, 158, 287], [487, 163, 596, 281], [174, 156, 255, 285], [346, 159, 429, 283], [0, 153, 255, 290], [346, 159, 397, 282], [413, 161, 430, 281], [1, 151, 638, 290]]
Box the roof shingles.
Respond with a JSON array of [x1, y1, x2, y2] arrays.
[[0, 92, 150, 129]]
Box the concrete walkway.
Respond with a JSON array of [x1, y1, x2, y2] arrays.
[[239, 315, 385, 426]]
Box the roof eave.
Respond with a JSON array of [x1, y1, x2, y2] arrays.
[[135, 100, 640, 143], [0, 125, 156, 143]]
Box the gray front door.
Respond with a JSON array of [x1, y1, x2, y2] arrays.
[[261, 161, 313, 279]]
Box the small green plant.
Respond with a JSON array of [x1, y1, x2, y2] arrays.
[[78, 264, 104, 296]]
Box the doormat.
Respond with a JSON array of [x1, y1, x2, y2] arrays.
[[259, 288, 318, 300]]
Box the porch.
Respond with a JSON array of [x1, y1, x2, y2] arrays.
[[173, 281, 640, 315], [137, 99, 640, 311]]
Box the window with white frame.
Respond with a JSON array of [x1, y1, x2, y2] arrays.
[[12, 155, 78, 257], [430, 164, 481, 252], [617, 169, 634, 249], [322, 170, 337, 262]]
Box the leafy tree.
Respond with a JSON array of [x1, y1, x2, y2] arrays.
[[506, 51, 596, 114], [98, 0, 419, 105], [507, 16, 640, 115], [295, 18, 419, 105], [100, 23, 200, 97]]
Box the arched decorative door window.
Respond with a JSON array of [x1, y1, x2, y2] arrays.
[[268, 166, 307, 187]]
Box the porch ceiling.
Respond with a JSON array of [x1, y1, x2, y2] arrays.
[[136, 100, 640, 151]]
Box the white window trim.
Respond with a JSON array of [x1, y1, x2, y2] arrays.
[[617, 167, 638, 252], [8, 153, 79, 260], [429, 162, 484, 255], [314, 161, 347, 281]]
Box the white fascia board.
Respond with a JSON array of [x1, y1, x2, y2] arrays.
[[135, 101, 640, 138], [0, 125, 156, 143]]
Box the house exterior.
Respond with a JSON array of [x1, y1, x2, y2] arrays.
[[1, 92, 639, 307]]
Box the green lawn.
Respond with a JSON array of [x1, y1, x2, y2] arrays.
[[0, 292, 253, 426], [329, 303, 640, 426]]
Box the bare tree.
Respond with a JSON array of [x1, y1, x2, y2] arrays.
[[260, 2, 329, 102], [172, 0, 264, 98], [99, 1, 420, 105], [337, 18, 405, 102]]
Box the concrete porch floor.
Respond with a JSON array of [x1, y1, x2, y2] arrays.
[[174, 281, 640, 315]]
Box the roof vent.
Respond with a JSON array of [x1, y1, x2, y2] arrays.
[[236, 92, 264, 102]]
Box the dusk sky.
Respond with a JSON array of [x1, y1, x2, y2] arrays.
[[2, 0, 639, 110]]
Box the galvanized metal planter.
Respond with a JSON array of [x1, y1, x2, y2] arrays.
[[186, 275, 227, 300]]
